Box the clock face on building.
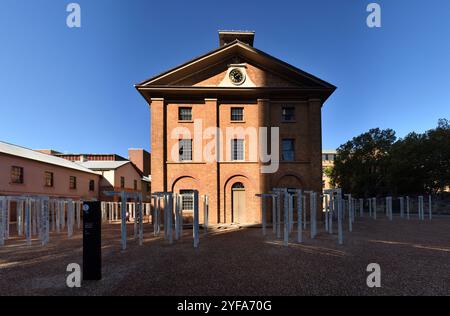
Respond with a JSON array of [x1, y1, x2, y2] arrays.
[[229, 68, 245, 85]]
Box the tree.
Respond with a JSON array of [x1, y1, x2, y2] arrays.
[[330, 120, 450, 196], [331, 128, 396, 197]]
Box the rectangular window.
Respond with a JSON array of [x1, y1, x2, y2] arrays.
[[178, 107, 192, 121], [282, 107, 295, 122], [11, 166, 24, 184], [231, 107, 244, 121], [120, 177, 125, 188], [44, 172, 54, 187], [282, 139, 295, 161], [89, 180, 95, 191], [231, 139, 244, 161], [179, 139, 193, 161], [69, 176, 77, 190], [134, 180, 138, 190], [180, 190, 194, 211]]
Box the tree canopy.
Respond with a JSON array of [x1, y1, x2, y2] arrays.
[[330, 119, 450, 197]]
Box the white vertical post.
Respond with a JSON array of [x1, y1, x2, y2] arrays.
[[289, 194, 294, 233], [311, 192, 317, 238], [5, 198, 10, 239], [174, 194, 179, 240], [153, 196, 159, 236], [41, 197, 50, 246], [324, 194, 329, 233], [261, 196, 267, 236], [346, 195, 352, 232], [138, 194, 143, 246], [51, 200, 56, 232], [399, 197, 404, 218], [120, 192, 127, 251], [276, 192, 281, 239], [428, 195, 432, 220], [329, 194, 333, 235], [67, 200, 74, 238], [204, 195, 209, 234], [25, 198, 31, 246], [359, 198, 363, 217], [302, 195, 307, 230], [56, 201, 60, 233], [0, 197, 5, 246], [297, 190, 303, 243], [178, 194, 183, 239], [283, 190, 289, 246], [168, 193, 173, 244], [271, 196, 276, 234], [134, 201, 138, 240], [61, 201, 65, 230], [193, 190, 199, 249], [32, 200, 37, 236], [418, 196, 424, 220], [76, 201, 81, 229], [337, 194, 343, 245], [373, 198, 377, 220], [17, 200, 24, 236], [406, 196, 410, 219]]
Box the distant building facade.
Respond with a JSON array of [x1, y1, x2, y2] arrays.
[[55, 148, 151, 201], [322, 150, 337, 190], [0, 141, 100, 200], [1, 142, 151, 201]]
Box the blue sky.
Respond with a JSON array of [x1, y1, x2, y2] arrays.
[[0, 0, 449, 157]]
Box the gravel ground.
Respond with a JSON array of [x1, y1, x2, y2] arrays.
[[1, 216, 449, 296]]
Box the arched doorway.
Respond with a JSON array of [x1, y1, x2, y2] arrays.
[[231, 182, 246, 223]]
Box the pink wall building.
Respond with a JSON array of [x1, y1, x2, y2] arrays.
[[0, 141, 100, 200]]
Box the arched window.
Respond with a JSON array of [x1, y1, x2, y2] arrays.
[[232, 182, 245, 189]]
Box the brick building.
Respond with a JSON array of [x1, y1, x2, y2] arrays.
[[322, 150, 337, 190], [136, 31, 336, 224], [51, 149, 151, 201]]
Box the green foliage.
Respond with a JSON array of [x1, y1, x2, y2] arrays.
[[330, 120, 450, 197]]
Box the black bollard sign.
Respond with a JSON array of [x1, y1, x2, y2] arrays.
[[83, 201, 102, 280]]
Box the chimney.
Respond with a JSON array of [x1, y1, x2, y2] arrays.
[[219, 30, 255, 47], [128, 149, 151, 176]]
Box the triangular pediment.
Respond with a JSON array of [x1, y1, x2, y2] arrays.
[[136, 41, 335, 90]]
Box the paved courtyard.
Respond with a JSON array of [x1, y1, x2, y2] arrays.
[[1, 216, 450, 296]]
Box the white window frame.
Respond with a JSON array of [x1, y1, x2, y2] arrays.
[[179, 139, 193, 162], [231, 139, 245, 161]]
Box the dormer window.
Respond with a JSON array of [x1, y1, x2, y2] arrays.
[[178, 107, 192, 121], [282, 107, 295, 122], [231, 107, 244, 121]]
